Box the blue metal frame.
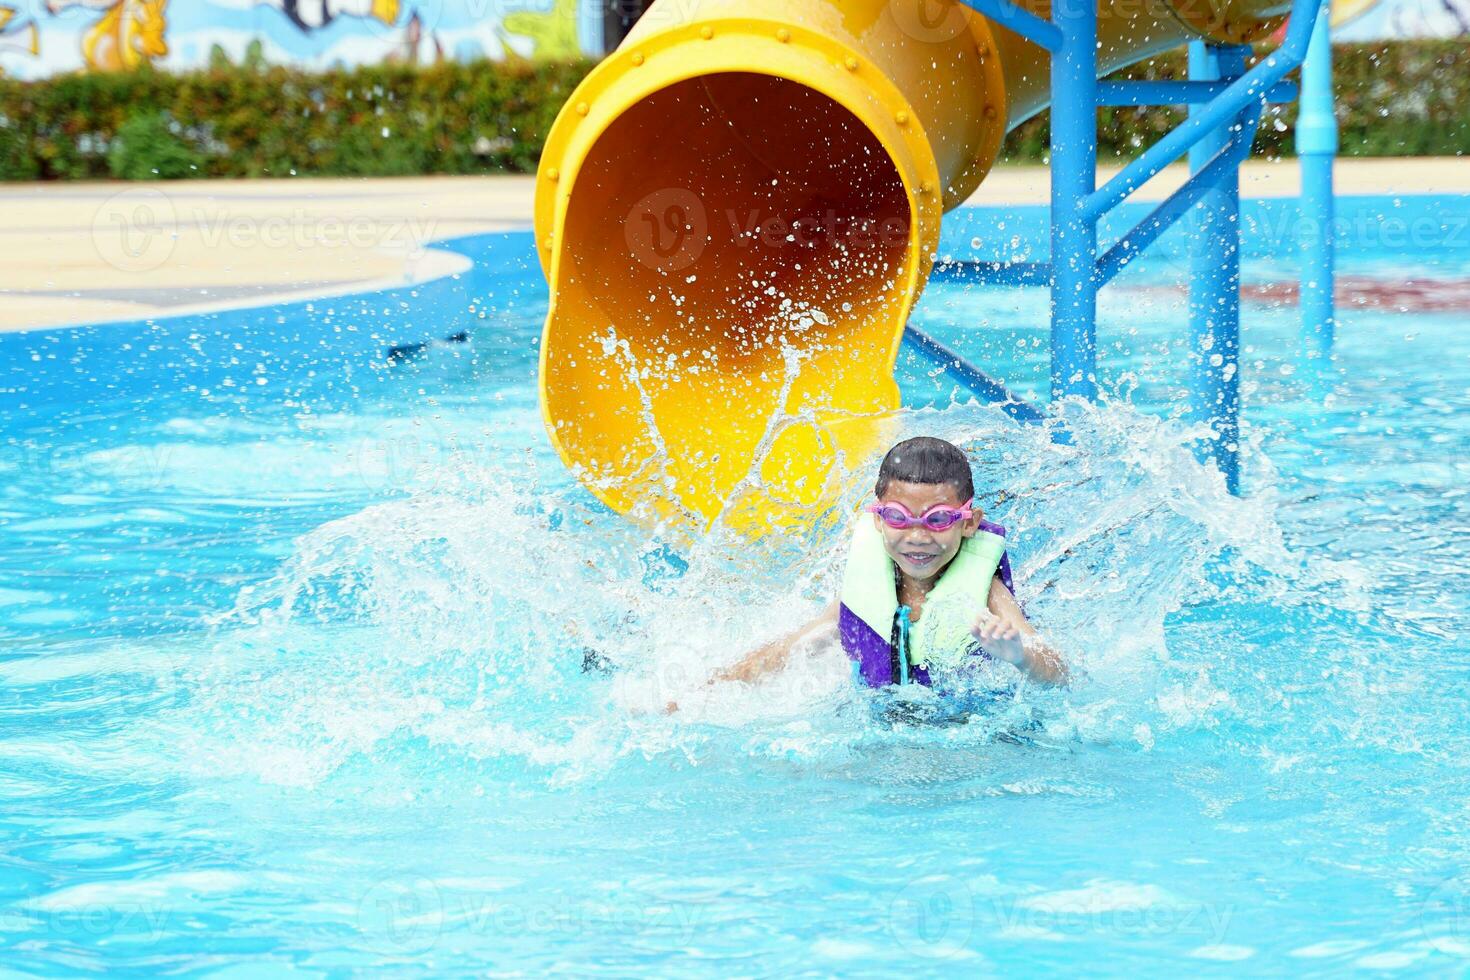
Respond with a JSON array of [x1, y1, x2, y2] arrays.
[[1047, 0, 1101, 401], [958, 0, 1062, 50], [1297, 6, 1336, 359], [906, 0, 1337, 496], [902, 325, 1047, 424], [1097, 79, 1297, 106], [1185, 43, 1250, 494]]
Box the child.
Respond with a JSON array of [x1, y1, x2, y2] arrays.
[[697, 436, 1067, 699]]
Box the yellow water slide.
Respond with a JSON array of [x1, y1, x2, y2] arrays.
[[534, 0, 1288, 533]]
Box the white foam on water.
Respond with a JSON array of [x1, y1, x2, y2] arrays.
[[94, 383, 1377, 801], [1017, 879, 1179, 915], [32, 871, 249, 911]]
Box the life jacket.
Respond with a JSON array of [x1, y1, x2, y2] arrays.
[[837, 517, 1013, 687]]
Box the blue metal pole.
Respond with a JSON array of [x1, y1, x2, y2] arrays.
[[1297, 6, 1336, 359], [1096, 99, 1262, 286], [1187, 43, 1248, 495], [902, 326, 1048, 424], [1049, 0, 1099, 402], [1083, 0, 1326, 223], [957, 0, 1062, 51], [1096, 79, 1298, 106]]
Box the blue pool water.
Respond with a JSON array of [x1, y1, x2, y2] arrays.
[[2, 194, 1468, 973]]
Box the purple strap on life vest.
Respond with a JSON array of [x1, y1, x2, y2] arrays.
[[977, 518, 1015, 595], [838, 603, 894, 688]]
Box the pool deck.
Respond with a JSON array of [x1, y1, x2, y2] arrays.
[[4, 158, 1468, 332]]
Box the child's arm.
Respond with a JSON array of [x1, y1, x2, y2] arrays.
[[663, 601, 840, 713], [710, 600, 840, 685], [971, 575, 1070, 687]]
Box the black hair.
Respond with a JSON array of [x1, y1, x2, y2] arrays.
[[874, 436, 974, 500]]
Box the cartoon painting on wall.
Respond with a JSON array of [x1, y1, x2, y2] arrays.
[[0, 5, 41, 73], [1336, 0, 1470, 36], [255, 0, 399, 33], [45, 0, 168, 71], [500, 0, 580, 59], [0, 0, 600, 79]]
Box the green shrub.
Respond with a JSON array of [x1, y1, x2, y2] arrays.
[[1001, 41, 1470, 163], [0, 43, 1461, 182], [0, 111, 39, 181], [107, 110, 204, 179], [0, 56, 594, 181]]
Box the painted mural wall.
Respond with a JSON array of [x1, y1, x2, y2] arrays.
[[0, 0, 600, 80], [0, 0, 1462, 80], [1335, 0, 1470, 38]]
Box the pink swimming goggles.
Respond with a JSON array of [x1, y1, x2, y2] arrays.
[[865, 497, 975, 531]]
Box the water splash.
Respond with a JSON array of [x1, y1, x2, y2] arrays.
[[117, 387, 1378, 797]]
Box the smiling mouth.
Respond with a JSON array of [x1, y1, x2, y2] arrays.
[[902, 552, 938, 566]]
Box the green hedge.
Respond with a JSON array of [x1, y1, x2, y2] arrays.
[[0, 57, 595, 181], [1001, 41, 1470, 163], [0, 42, 1463, 182]]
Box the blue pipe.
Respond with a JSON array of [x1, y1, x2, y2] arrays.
[[902, 326, 1048, 424], [1048, 0, 1099, 402], [930, 260, 1052, 287], [1096, 79, 1297, 106], [1186, 43, 1248, 495], [956, 0, 1063, 51], [1082, 0, 1327, 223], [1096, 98, 1263, 284], [1297, 6, 1336, 359]]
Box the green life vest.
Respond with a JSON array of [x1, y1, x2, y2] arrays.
[[838, 518, 1006, 681]]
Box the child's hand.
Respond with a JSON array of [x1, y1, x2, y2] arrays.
[[971, 608, 1028, 664]]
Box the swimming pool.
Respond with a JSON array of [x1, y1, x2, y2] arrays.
[[3, 194, 1467, 973]]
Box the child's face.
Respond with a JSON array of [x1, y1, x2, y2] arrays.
[[871, 480, 980, 586]]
